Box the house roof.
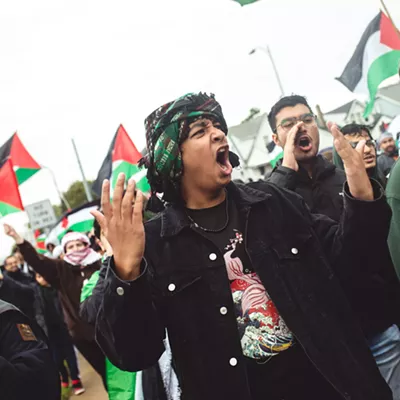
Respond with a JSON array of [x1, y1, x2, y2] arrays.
[[325, 101, 354, 115], [325, 83, 400, 118], [379, 83, 400, 103], [228, 113, 267, 140]]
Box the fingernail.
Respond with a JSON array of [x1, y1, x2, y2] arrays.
[[128, 177, 135, 185]]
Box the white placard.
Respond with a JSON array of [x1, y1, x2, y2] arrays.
[[25, 200, 57, 230]]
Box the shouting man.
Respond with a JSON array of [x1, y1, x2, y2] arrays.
[[93, 92, 391, 400], [333, 124, 387, 186], [268, 96, 400, 398]]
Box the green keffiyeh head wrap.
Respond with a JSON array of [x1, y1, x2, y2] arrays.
[[140, 92, 228, 201]]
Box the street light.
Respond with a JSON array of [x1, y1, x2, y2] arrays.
[[249, 45, 285, 97]]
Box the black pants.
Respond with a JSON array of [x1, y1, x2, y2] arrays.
[[48, 325, 80, 383], [74, 338, 107, 389], [245, 344, 342, 400]]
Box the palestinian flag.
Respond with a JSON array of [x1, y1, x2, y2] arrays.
[[233, 0, 260, 5], [337, 11, 400, 118], [92, 124, 150, 197], [0, 133, 41, 184], [0, 159, 24, 217], [35, 231, 47, 254], [47, 200, 100, 242]]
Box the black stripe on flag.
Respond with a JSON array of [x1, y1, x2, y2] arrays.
[[0, 134, 14, 166], [92, 131, 118, 196], [336, 13, 381, 91]]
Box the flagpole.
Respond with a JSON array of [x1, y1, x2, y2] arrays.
[[71, 138, 93, 202], [380, 0, 400, 40]]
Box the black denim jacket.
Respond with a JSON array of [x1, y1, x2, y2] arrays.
[[94, 181, 392, 400]]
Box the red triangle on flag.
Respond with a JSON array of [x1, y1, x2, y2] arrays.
[[62, 216, 68, 229], [112, 124, 142, 165], [11, 133, 41, 169], [380, 11, 400, 50], [0, 159, 24, 211]]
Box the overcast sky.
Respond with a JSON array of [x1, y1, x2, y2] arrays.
[[0, 0, 399, 258]]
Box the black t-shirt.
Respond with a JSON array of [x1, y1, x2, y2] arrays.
[[186, 195, 253, 273], [186, 195, 294, 360]]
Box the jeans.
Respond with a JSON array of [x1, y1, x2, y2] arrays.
[[368, 324, 400, 400]]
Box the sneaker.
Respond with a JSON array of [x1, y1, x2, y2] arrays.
[[72, 380, 86, 396]]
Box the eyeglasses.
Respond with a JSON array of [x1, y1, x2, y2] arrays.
[[348, 139, 375, 149], [276, 113, 316, 132]]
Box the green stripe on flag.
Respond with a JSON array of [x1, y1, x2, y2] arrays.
[[69, 220, 95, 233], [112, 161, 150, 194], [15, 168, 40, 185], [0, 201, 22, 218], [364, 50, 400, 118], [270, 151, 283, 169]]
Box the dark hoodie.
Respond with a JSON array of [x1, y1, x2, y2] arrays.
[[3, 269, 34, 286], [267, 155, 346, 221]]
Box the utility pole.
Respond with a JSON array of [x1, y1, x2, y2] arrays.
[[71, 138, 93, 202], [249, 45, 285, 97], [41, 165, 72, 210]]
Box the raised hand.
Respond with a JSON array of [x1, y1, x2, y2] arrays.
[[281, 122, 304, 172], [328, 122, 373, 201], [3, 224, 24, 245], [91, 173, 145, 280]]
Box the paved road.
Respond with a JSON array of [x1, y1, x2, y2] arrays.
[[74, 353, 108, 400]]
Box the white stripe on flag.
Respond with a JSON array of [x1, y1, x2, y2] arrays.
[[354, 30, 393, 95]]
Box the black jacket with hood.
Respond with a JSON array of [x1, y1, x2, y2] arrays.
[[267, 154, 400, 338], [267, 155, 346, 221]]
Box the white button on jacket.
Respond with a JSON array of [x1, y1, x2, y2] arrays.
[[168, 283, 176, 292], [209, 253, 217, 261]]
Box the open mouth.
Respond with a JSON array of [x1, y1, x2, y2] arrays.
[[296, 134, 312, 152], [364, 156, 375, 163], [216, 146, 233, 175]]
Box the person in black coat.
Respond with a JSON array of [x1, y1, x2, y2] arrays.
[[267, 95, 400, 398], [0, 269, 35, 320], [35, 272, 85, 395], [0, 299, 60, 400], [3, 254, 34, 285], [91, 92, 392, 400]]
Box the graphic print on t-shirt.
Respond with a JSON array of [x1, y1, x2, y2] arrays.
[[224, 229, 294, 360]]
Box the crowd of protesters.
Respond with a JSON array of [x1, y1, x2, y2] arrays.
[[2, 87, 400, 400]]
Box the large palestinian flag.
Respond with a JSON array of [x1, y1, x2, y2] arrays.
[[337, 11, 400, 118], [92, 124, 150, 197], [0, 159, 24, 217], [47, 200, 100, 242], [0, 133, 41, 184]]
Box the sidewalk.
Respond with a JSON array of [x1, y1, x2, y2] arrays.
[[74, 352, 108, 400]]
